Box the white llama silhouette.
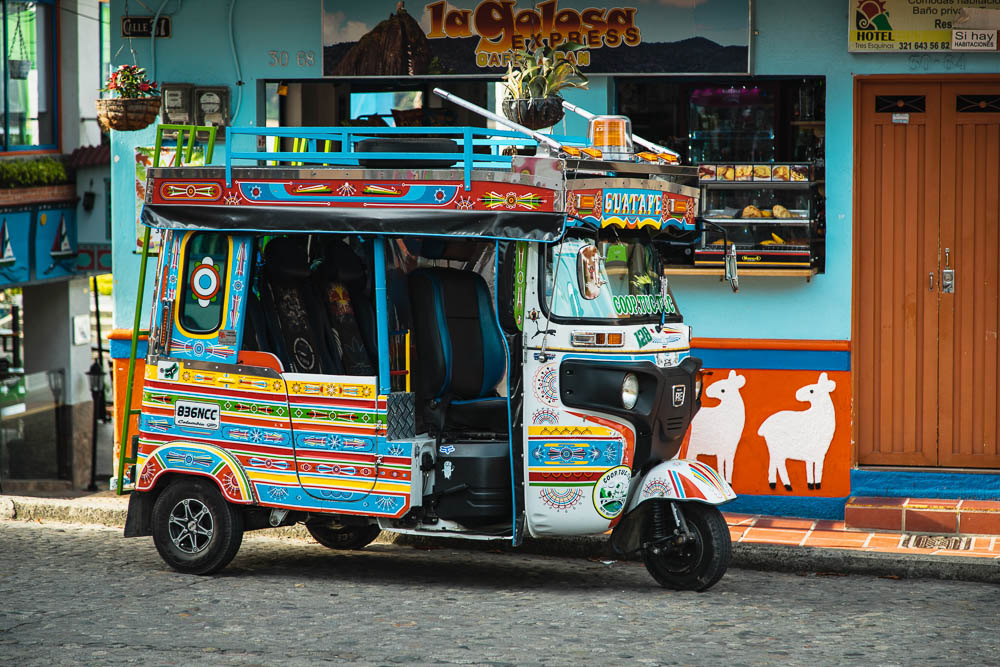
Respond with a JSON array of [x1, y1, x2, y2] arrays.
[[757, 372, 837, 491], [685, 370, 746, 484]]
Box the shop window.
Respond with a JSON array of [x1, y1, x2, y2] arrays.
[[179, 234, 229, 334], [617, 77, 828, 274], [349, 91, 423, 126], [956, 95, 1000, 114], [2, 0, 57, 150], [99, 1, 110, 84], [874, 95, 926, 113]]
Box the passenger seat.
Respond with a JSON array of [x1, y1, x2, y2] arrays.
[[408, 267, 509, 434], [314, 240, 377, 376], [257, 237, 342, 375]]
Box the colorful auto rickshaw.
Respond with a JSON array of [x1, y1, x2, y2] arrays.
[[117, 92, 738, 590]]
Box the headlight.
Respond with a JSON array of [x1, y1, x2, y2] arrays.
[[694, 370, 704, 400], [621, 373, 639, 409]]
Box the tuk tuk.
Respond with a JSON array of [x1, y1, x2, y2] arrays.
[[117, 93, 738, 591]]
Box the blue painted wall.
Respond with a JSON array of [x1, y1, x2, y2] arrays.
[[108, 2, 1000, 513], [110, 0, 322, 329]]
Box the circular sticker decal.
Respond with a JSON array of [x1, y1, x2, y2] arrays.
[[592, 465, 632, 520], [190, 257, 221, 307]]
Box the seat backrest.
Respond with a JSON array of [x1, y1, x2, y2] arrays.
[[408, 267, 506, 401], [241, 288, 270, 353], [315, 240, 377, 376], [258, 237, 341, 375]]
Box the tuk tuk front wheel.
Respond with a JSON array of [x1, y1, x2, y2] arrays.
[[642, 502, 731, 592], [151, 478, 244, 575], [306, 522, 381, 550]]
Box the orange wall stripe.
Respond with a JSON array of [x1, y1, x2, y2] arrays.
[[692, 338, 851, 352]]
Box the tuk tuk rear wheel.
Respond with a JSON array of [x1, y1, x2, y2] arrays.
[[151, 478, 244, 575], [642, 502, 730, 592], [306, 522, 381, 550]]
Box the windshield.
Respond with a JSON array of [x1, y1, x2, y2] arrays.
[[543, 237, 681, 323]]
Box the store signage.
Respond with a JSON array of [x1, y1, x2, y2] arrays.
[[892, 112, 910, 124], [324, 0, 750, 76], [951, 29, 998, 50], [849, 0, 1000, 52], [121, 16, 171, 39]]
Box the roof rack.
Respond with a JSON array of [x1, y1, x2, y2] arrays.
[[224, 126, 588, 190]]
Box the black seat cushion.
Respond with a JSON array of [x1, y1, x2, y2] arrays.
[[317, 240, 377, 375], [259, 237, 341, 375], [408, 267, 508, 433]]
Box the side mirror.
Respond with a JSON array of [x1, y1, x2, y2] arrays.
[[577, 244, 604, 300], [724, 243, 739, 293]]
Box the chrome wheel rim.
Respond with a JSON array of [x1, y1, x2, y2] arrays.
[[167, 498, 214, 554]]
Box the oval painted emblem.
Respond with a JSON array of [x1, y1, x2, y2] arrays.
[[593, 465, 631, 520]]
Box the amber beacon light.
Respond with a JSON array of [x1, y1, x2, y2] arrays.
[[588, 115, 634, 161]]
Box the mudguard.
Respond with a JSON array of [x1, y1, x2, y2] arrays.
[[610, 459, 735, 556], [136, 441, 256, 504], [626, 458, 736, 512]]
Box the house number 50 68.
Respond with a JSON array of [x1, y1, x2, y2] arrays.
[[268, 50, 315, 67]]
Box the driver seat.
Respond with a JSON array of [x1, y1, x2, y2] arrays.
[[408, 268, 509, 435]]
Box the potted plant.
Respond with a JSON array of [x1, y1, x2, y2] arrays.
[[501, 42, 589, 130], [0, 157, 75, 206], [7, 4, 31, 80], [95, 65, 162, 132]]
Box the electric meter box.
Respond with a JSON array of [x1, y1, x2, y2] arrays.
[[161, 83, 194, 126], [194, 87, 231, 134]]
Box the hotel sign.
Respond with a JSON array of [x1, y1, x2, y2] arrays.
[[951, 28, 998, 50], [849, 0, 1000, 52]]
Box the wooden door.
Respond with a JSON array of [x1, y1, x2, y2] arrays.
[[856, 82, 941, 466], [938, 83, 1000, 468], [856, 79, 1000, 469]]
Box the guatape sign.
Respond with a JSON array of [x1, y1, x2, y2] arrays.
[[322, 0, 750, 76]]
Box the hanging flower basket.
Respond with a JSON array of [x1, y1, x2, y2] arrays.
[[8, 59, 30, 80], [96, 65, 161, 132], [501, 96, 565, 131], [96, 97, 162, 132]]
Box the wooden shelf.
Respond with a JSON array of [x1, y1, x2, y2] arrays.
[[665, 267, 818, 280]]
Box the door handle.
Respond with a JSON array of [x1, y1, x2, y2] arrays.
[[944, 247, 950, 268], [929, 272, 935, 291]]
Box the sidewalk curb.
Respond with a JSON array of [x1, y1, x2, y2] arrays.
[[3, 495, 998, 584]]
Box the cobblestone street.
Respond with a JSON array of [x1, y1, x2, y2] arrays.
[[1, 520, 998, 665]]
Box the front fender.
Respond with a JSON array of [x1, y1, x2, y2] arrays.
[[136, 441, 256, 504], [626, 458, 736, 512], [610, 459, 735, 556]]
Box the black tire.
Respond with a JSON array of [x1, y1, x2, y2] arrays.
[[306, 521, 381, 550], [151, 478, 244, 575], [643, 502, 731, 592], [355, 137, 459, 168]]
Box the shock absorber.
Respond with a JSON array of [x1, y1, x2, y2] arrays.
[[650, 499, 671, 543]]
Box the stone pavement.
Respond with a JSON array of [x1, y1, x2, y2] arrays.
[[4, 520, 999, 666], [1, 491, 998, 584]]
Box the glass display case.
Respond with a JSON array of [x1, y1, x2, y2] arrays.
[[693, 162, 825, 274], [688, 85, 775, 164]]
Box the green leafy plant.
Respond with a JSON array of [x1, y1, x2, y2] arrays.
[[0, 158, 68, 189], [502, 42, 589, 100], [101, 64, 159, 99]]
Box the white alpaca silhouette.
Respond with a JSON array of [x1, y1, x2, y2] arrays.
[[685, 370, 746, 484], [757, 372, 837, 491]]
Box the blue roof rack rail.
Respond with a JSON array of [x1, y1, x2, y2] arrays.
[[225, 126, 588, 190]]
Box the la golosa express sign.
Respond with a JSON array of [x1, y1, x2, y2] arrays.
[[323, 0, 750, 75], [426, 1, 641, 67]]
